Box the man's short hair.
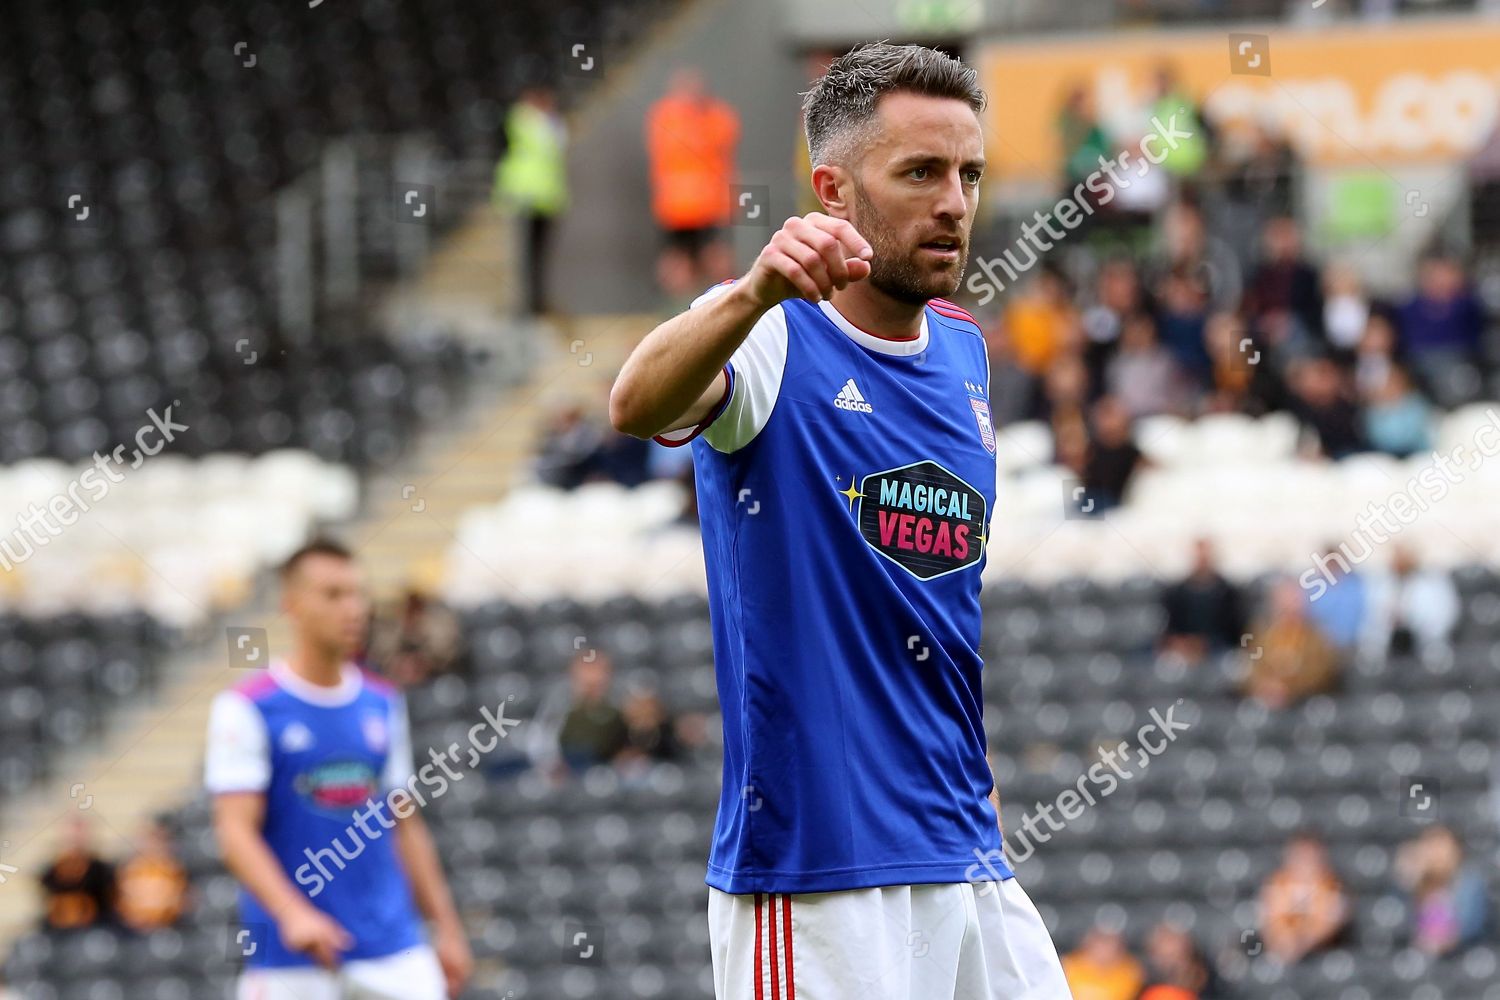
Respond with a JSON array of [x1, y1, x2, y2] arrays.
[[801, 41, 986, 169], [279, 538, 354, 583]]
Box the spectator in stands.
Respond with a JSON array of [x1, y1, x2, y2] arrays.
[[1057, 84, 1112, 201], [1394, 824, 1491, 956], [1057, 426, 1091, 501], [557, 650, 629, 771], [1200, 310, 1248, 413], [366, 589, 462, 688], [40, 817, 116, 932], [1105, 312, 1191, 418], [1321, 262, 1375, 361], [1081, 395, 1146, 513], [1304, 545, 1368, 654], [495, 87, 568, 318], [1243, 215, 1323, 355], [1154, 265, 1213, 387], [615, 688, 706, 778], [1354, 312, 1400, 401], [1258, 831, 1350, 964], [1202, 311, 1267, 416], [1003, 265, 1081, 377], [1061, 924, 1145, 1000], [1361, 363, 1433, 458], [984, 320, 1039, 427], [534, 400, 606, 489], [1138, 920, 1220, 999], [1397, 254, 1485, 374], [645, 68, 740, 301], [1160, 538, 1245, 665], [1219, 122, 1295, 221], [618, 687, 682, 765], [533, 396, 653, 490], [1082, 258, 1148, 391], [0, 971, 14, 1000], [1288, 356, 1365, 459], [114, 820, 189, 932], [1366, 544, 1460, 659], [1242, 577, 1341, 709], [592, 424, 654, 488], [1040, 351, 1091, 437], [1147, 64, 1211, 187]]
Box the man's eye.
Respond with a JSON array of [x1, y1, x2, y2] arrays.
[[909, 167, 929, 180], [964, 169, 982, 185]]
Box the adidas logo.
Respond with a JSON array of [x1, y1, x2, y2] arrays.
[[833, 378, 873, 413]]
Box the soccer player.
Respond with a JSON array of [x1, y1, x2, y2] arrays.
[[205, 540, 472, 1000], [610, 43, 1071, 999]]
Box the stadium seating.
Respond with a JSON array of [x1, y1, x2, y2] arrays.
[[0, 609, 174, 803], [0, 450, 358, 623], [10, 570, 1496, 999], [442, 402, 1500, 605]]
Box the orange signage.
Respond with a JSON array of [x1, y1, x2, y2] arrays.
[[977, 18, 1500, 182]]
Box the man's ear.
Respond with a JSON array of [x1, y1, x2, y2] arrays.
[[811, 163, 850, 216]]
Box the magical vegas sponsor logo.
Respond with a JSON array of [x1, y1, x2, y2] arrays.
[[845, 460, 987, 580], [295, 760, 380, 813]]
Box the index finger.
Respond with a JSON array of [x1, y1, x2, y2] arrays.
[[331, 922, 354, 951], [311, 941, 340, 969], [808, 215, 872, 260]]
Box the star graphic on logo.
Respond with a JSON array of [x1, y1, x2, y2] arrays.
[[838, 476, 863, 512]]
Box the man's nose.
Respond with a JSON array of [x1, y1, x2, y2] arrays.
[[934, 170, 969, 222]]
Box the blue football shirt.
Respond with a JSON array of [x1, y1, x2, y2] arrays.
[[205, 661, 426, 968], [660, 283, 1012, 894]]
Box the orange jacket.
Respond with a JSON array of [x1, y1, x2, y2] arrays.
[[646, 94, 740, 230]]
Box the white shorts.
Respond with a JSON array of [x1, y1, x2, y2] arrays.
[[709, 880, 1072, 1000], [236, 944, 446, 1000]]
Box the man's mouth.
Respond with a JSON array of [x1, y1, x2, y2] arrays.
[[919, 238, 962, 260]]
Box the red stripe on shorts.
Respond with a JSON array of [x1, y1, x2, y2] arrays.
[[754, 892, 764, 1000], [782, 894, 795, 1000], [769, 893, 781, 999]]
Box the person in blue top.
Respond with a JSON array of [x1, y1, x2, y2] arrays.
[[611, 41, 1071, 1000], [205, 540, 471, 999]]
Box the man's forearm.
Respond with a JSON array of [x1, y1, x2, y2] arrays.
[[609, 282, 767, 438], [395, 815, 462, 931]]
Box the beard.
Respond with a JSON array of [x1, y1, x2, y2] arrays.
[[851, 181, 967, 305]]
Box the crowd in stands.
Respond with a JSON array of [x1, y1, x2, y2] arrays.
[[1051, 533, 1487, 998], [1159, 538, 1461, 710], [1063, 821, 1492, 999], [544, 649, 708, 780], [38, 817, 189, 936], [364, 587, 464, 689], [990, 225, 1491, 513], [360, 587, 704, 783], [528, 219, 1494, 509]]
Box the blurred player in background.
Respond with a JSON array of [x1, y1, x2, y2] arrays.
[[204, 540, 472, 1000], [612, 42, 1071, 1000]]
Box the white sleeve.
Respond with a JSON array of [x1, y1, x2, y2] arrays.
[[653, 281, 788, 454], [204, 690, 271, 794], [381, 694, 417, 793]]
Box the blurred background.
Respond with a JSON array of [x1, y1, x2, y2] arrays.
[[2, 0, 1500, 998]]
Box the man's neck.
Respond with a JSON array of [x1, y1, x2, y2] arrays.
[[284, 645, 347, 688], [827, 283, 927, 342]]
